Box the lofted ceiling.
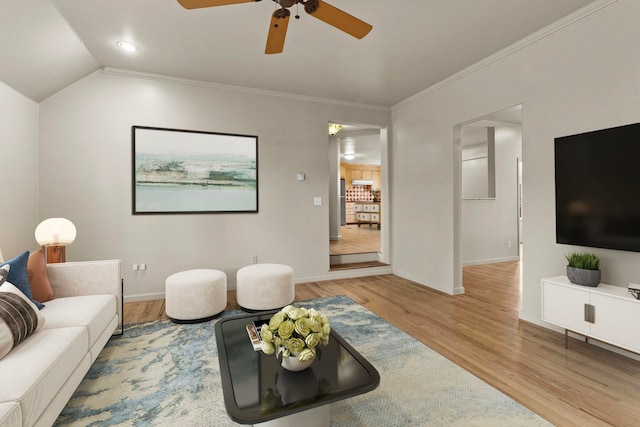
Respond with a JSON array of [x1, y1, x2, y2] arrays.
[[0, 0, 595, 105]]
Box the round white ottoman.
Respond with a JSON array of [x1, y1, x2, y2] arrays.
[[165, 269, 227, 323], [236, 263, 295, 311]]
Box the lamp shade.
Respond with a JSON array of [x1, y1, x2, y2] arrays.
[[35, 218, 77, 246]]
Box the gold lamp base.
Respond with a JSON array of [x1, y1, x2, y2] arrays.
[[46, 246, 66, 263]]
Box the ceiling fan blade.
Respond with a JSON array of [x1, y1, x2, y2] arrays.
[[265, 13, 290, 54], [307, 0, 372, 39], [177, 0, 255, 10]]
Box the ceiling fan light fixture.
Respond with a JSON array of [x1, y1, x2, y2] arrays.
[[328, 123, 343, 135], [116, 40, 140, 52], [304, 0, 319, 14], [178, 0, 371, 54], [278, 0, 297, 8]]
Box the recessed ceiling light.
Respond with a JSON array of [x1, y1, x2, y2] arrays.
[[116, 40, 140, 52]]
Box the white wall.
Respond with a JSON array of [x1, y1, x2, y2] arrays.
[[38, 71, 390, 300], [328, 135, 341, 241], [391, 0, 640, 323], [0, 81, 39, 258], [462, 144, 490, 200], [462, 125, 521, 265]]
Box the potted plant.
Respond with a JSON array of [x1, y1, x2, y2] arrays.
[[259, 305, 331, 371], [565, 252, 601, 287]]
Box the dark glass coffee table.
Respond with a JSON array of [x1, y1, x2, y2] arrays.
[[215, 311, 380, 426]]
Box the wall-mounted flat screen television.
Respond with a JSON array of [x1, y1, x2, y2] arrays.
[[555, 122, 640, 252]]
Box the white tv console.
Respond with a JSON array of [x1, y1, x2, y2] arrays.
[[541, 276, 640, 354]]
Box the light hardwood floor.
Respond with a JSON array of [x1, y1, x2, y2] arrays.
[[329, 225, 380, 255], [124, 261, 640, 426]]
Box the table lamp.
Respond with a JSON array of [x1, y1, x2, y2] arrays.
[[35, 218, 77, 263]]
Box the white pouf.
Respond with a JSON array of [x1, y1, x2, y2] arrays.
[[165, 269, 227, 322], [236, 263, 295, 311]]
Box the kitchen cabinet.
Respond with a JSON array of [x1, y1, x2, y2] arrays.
[[541, 276, 640, 353], [344, 164, 381, 189], [372, 170, 381, 190], [346, 202, 356, 224], [355, 202, 380, 229], [345, 168, 355, 189], [351, 168, 373, 180], [346, 167, 368, 189]]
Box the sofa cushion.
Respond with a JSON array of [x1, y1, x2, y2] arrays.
[[28, 247, 54, 303], [0, 402, 21, 427], [41, 294, 116, 349], [0, 251, 44, 309], [0, 282, 45, 360], [0, 326, 88, 426]]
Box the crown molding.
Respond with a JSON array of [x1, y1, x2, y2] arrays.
[[392, 0, 618, 112], [338, 129, 381, 139], [101, 67, 390, 112]]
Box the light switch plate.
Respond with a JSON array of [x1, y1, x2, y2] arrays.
[[314, 197, 322, 206]]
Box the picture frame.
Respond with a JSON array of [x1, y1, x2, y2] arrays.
[[132, 126, 258, 214]]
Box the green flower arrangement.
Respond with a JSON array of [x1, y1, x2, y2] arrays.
[[259, 305, 331, 362]]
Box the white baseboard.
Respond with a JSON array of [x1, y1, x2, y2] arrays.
[[123, 292, 165, 303], [298, 265, 393, 283], [123, 267, 394, 302], [462, 256, 520, 267], [518, 310, 545, 327], [392, 270, 455, 295]]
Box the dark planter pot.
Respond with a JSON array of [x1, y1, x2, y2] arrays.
[[566, 266, 601, 287]]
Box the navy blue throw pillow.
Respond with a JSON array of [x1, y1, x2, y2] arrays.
[[1, 251, 44, 309]]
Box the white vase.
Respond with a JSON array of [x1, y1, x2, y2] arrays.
[[280, 351, 315, 372]]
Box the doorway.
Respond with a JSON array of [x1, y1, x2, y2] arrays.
[[328, 124, 389, 270], [453, 105, 523, 294]]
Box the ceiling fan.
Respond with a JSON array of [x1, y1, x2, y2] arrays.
[[177, 0, 372, 54]]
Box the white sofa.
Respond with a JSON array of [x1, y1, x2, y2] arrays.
[[0, 260, 122, 427]]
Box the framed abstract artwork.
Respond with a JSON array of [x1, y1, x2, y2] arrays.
[[132, 126, 258, 214]]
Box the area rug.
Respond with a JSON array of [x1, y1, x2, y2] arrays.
[[54, 295, 551, 426]]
